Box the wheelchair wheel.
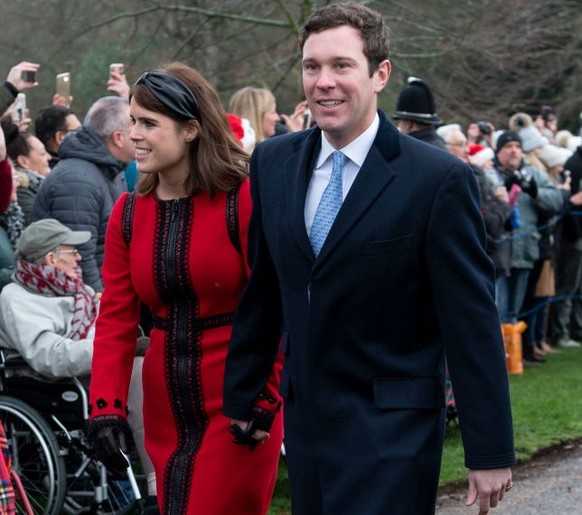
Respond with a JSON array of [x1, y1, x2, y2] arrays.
[[0, 395, 67, 515], [62, 450, 141, 515]]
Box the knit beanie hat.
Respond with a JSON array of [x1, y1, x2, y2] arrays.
[[556, 130, 582, 152], [495, 131, 522, 153], [508, 112, 547, 152], [538, 144, 572, 169]]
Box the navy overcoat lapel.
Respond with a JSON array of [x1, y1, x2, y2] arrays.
[[284, 128, 321, 260], [283, 112, 402, 262]]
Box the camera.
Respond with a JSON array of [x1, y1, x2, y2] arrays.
[[21, 70, 36, 83], [505, 168, 538, 198], [477, 121, 491, 135]]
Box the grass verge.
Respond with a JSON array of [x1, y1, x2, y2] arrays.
[[268, 348, 582, 514]]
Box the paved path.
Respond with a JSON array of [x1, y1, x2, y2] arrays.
[[436, 442, 582, 514]]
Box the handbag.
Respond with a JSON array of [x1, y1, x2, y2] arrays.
[[534, 259, 555, 297]]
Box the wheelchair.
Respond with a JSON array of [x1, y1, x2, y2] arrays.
[[0, 349, 145, 515]]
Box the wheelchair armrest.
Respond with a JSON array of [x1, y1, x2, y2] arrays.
[[0, 348, 29, 370]]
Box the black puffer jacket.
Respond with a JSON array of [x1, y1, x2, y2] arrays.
[[32, 127, 126, 291], [562, 146, 582, 242]]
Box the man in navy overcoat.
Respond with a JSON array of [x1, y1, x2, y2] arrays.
[[224, 3, 515, 514]]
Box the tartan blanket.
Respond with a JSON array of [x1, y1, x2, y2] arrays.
[[0, 421, 15, 515]]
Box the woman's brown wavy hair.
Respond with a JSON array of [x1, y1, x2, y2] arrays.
[[131, 62, 249, 197]]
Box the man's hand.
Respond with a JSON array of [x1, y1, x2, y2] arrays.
[[107, 70, 130, 99], [493, 186, 509, 204], [466, 468, 512, 514], [52, 93, 74, 108], [6, 61, 40, 92], [280, 100, 309, 133], [229, 418, 270, 450]]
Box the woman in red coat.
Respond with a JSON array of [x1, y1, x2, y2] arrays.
[[88, 62, 283, 514]]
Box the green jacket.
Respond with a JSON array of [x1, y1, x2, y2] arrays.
[[0, 83, 16, 116]]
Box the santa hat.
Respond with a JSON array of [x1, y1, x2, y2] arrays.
[[226, 113, 256, 152], [472, 147, 495, 168], [508, 112, 547, 152], [468, 143, 485, 156]]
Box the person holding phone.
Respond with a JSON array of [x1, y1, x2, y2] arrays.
[[1, 61, 39, 117], [107, 63, 130, 99]]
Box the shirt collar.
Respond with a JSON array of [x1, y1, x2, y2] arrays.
[[316, 113, 380, 168]]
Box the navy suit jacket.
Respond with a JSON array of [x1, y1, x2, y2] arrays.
[[224, 111, 514, 514]]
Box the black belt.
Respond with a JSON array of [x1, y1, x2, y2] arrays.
[[152, 311, 235, 332]]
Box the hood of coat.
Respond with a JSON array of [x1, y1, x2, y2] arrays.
[[58, 127, 126, 175]]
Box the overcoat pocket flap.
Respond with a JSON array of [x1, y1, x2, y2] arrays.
[[373, 377, 445, 409]]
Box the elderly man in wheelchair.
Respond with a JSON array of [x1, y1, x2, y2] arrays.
[[0, 219, 157, 513]]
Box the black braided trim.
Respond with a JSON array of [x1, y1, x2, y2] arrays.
[[154, 197, 208, 514], [152, 311, 235, 332], [121, 191, 136, 246], [225, 185, 241, 254]]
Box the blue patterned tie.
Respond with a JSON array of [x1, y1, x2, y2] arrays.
[[309, 151, 348, 256]]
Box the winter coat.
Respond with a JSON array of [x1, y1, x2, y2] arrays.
[[31, 127, 126, 291], [15, 167, 43, 226], [408, 126, 447, 150], [493, 163, 564, 269], [0, 228, 14, 291], [473, 165, 512, 276], [0, 281, 95, 378], [561, 146, 582, 242]]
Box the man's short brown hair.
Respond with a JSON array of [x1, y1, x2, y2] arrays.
[[299, 2, 390, 76]]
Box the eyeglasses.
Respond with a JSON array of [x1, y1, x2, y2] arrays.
[[446, 142, 468, 148], [56, 247, 79, 255]]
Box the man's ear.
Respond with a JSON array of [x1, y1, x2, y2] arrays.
[[54, 132, 66, 148], [44, 252, 57, 267], [16, 154, 28, 169], [374, 59, 391, 94], [112, 130, 126, 149]]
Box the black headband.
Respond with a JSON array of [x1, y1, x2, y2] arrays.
[[135, 71, 202, 122]]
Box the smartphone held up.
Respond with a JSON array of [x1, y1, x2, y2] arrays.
[[21, 70, 36, 83], [110, 63, 125, 77], [56, 72, 71, 99], [13, 93, 26, 121]]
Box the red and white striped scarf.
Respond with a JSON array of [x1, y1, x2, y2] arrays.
[[14, 260, 97, 341]]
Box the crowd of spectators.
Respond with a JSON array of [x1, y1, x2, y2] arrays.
[[0, 58, 582, 508], [3, 63, 582, 371], [390, 76, 582, 367]]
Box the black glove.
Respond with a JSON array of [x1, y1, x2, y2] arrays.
[[86, 415, 132, 473], [520, 176, 538, 198], [229, 406, 277, 451]]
